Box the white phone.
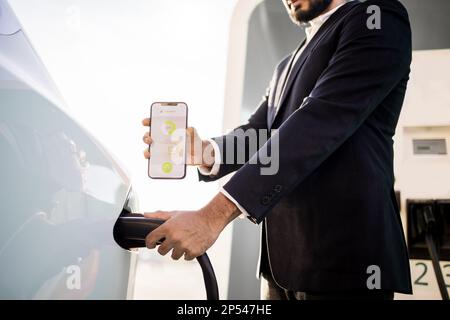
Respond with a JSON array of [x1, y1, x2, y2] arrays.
[[148, 102, 188, 179]]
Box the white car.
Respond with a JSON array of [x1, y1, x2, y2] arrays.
[[0, 0, 137, 299]]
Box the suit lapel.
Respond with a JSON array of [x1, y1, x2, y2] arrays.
[[270, 1, 357, 128], [267, 39, 306, 128], [274, 39, 306, 108]]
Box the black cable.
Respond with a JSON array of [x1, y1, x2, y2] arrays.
[[197, 254, 219, 300], [423, 205, 449, 300], [425, 233, 449, 300], [113, 214, 220, 300]]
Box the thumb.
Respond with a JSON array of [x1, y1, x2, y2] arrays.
[[144, 210, 174, 221], [186, 127, 203, 166]]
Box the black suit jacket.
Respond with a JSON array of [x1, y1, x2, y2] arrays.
[[199, 0, 413, 293]]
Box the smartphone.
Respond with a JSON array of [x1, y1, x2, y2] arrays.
[[148, 102, 188, 179]]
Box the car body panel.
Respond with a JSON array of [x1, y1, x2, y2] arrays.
[[0, 0, 135, 299]]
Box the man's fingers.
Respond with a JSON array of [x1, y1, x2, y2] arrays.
[[186, 127, 195, 137], [142, 118, 151, 126], [157, 240, 173, 256], [142, 118, 151, 160], [171, 248, 185, 260], [143, 132, 152, 145], [145, 227, 166, 249], [184, 251, 197, 261], [144, 211, 174, 221]]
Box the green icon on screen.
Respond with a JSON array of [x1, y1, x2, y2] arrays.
[[163, 120, 177, 135], [162, 162, 173, 174]]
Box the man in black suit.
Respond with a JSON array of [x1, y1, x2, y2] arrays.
[[142, 0, 413, 300]]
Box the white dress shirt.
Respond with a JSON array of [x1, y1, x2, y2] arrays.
[[199, 2, 349, 218]]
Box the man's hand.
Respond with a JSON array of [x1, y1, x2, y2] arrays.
[[145, 193, 241, 260], [142, 118, 215, 167]]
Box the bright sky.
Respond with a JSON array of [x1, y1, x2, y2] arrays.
[[9, 0, 238, 210]]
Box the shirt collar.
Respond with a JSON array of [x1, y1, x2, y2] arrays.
[[311, 3, 343, 25], [304, 1, 352, 39]]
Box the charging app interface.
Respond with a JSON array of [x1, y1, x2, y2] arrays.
[[149, 103, 187, 178]]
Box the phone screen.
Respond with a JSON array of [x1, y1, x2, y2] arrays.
[[148, 102, 187, 179]]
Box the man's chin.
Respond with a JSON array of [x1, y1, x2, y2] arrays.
[[290, 12, 313, 25], [295, 10, 321, 23], [289, 0, 333, 24]]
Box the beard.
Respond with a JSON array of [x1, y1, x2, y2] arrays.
[[288, 0, 333, 24]]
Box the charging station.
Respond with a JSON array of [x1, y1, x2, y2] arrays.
[[394, 49, 450, 299]]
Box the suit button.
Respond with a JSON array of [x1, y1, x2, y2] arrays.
[[273, 185, 283, 193], [261, 196, 271, 206]]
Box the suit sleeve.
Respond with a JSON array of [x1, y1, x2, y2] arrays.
[[222, 1, 412, 223], [198, 84, 271, 182]]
